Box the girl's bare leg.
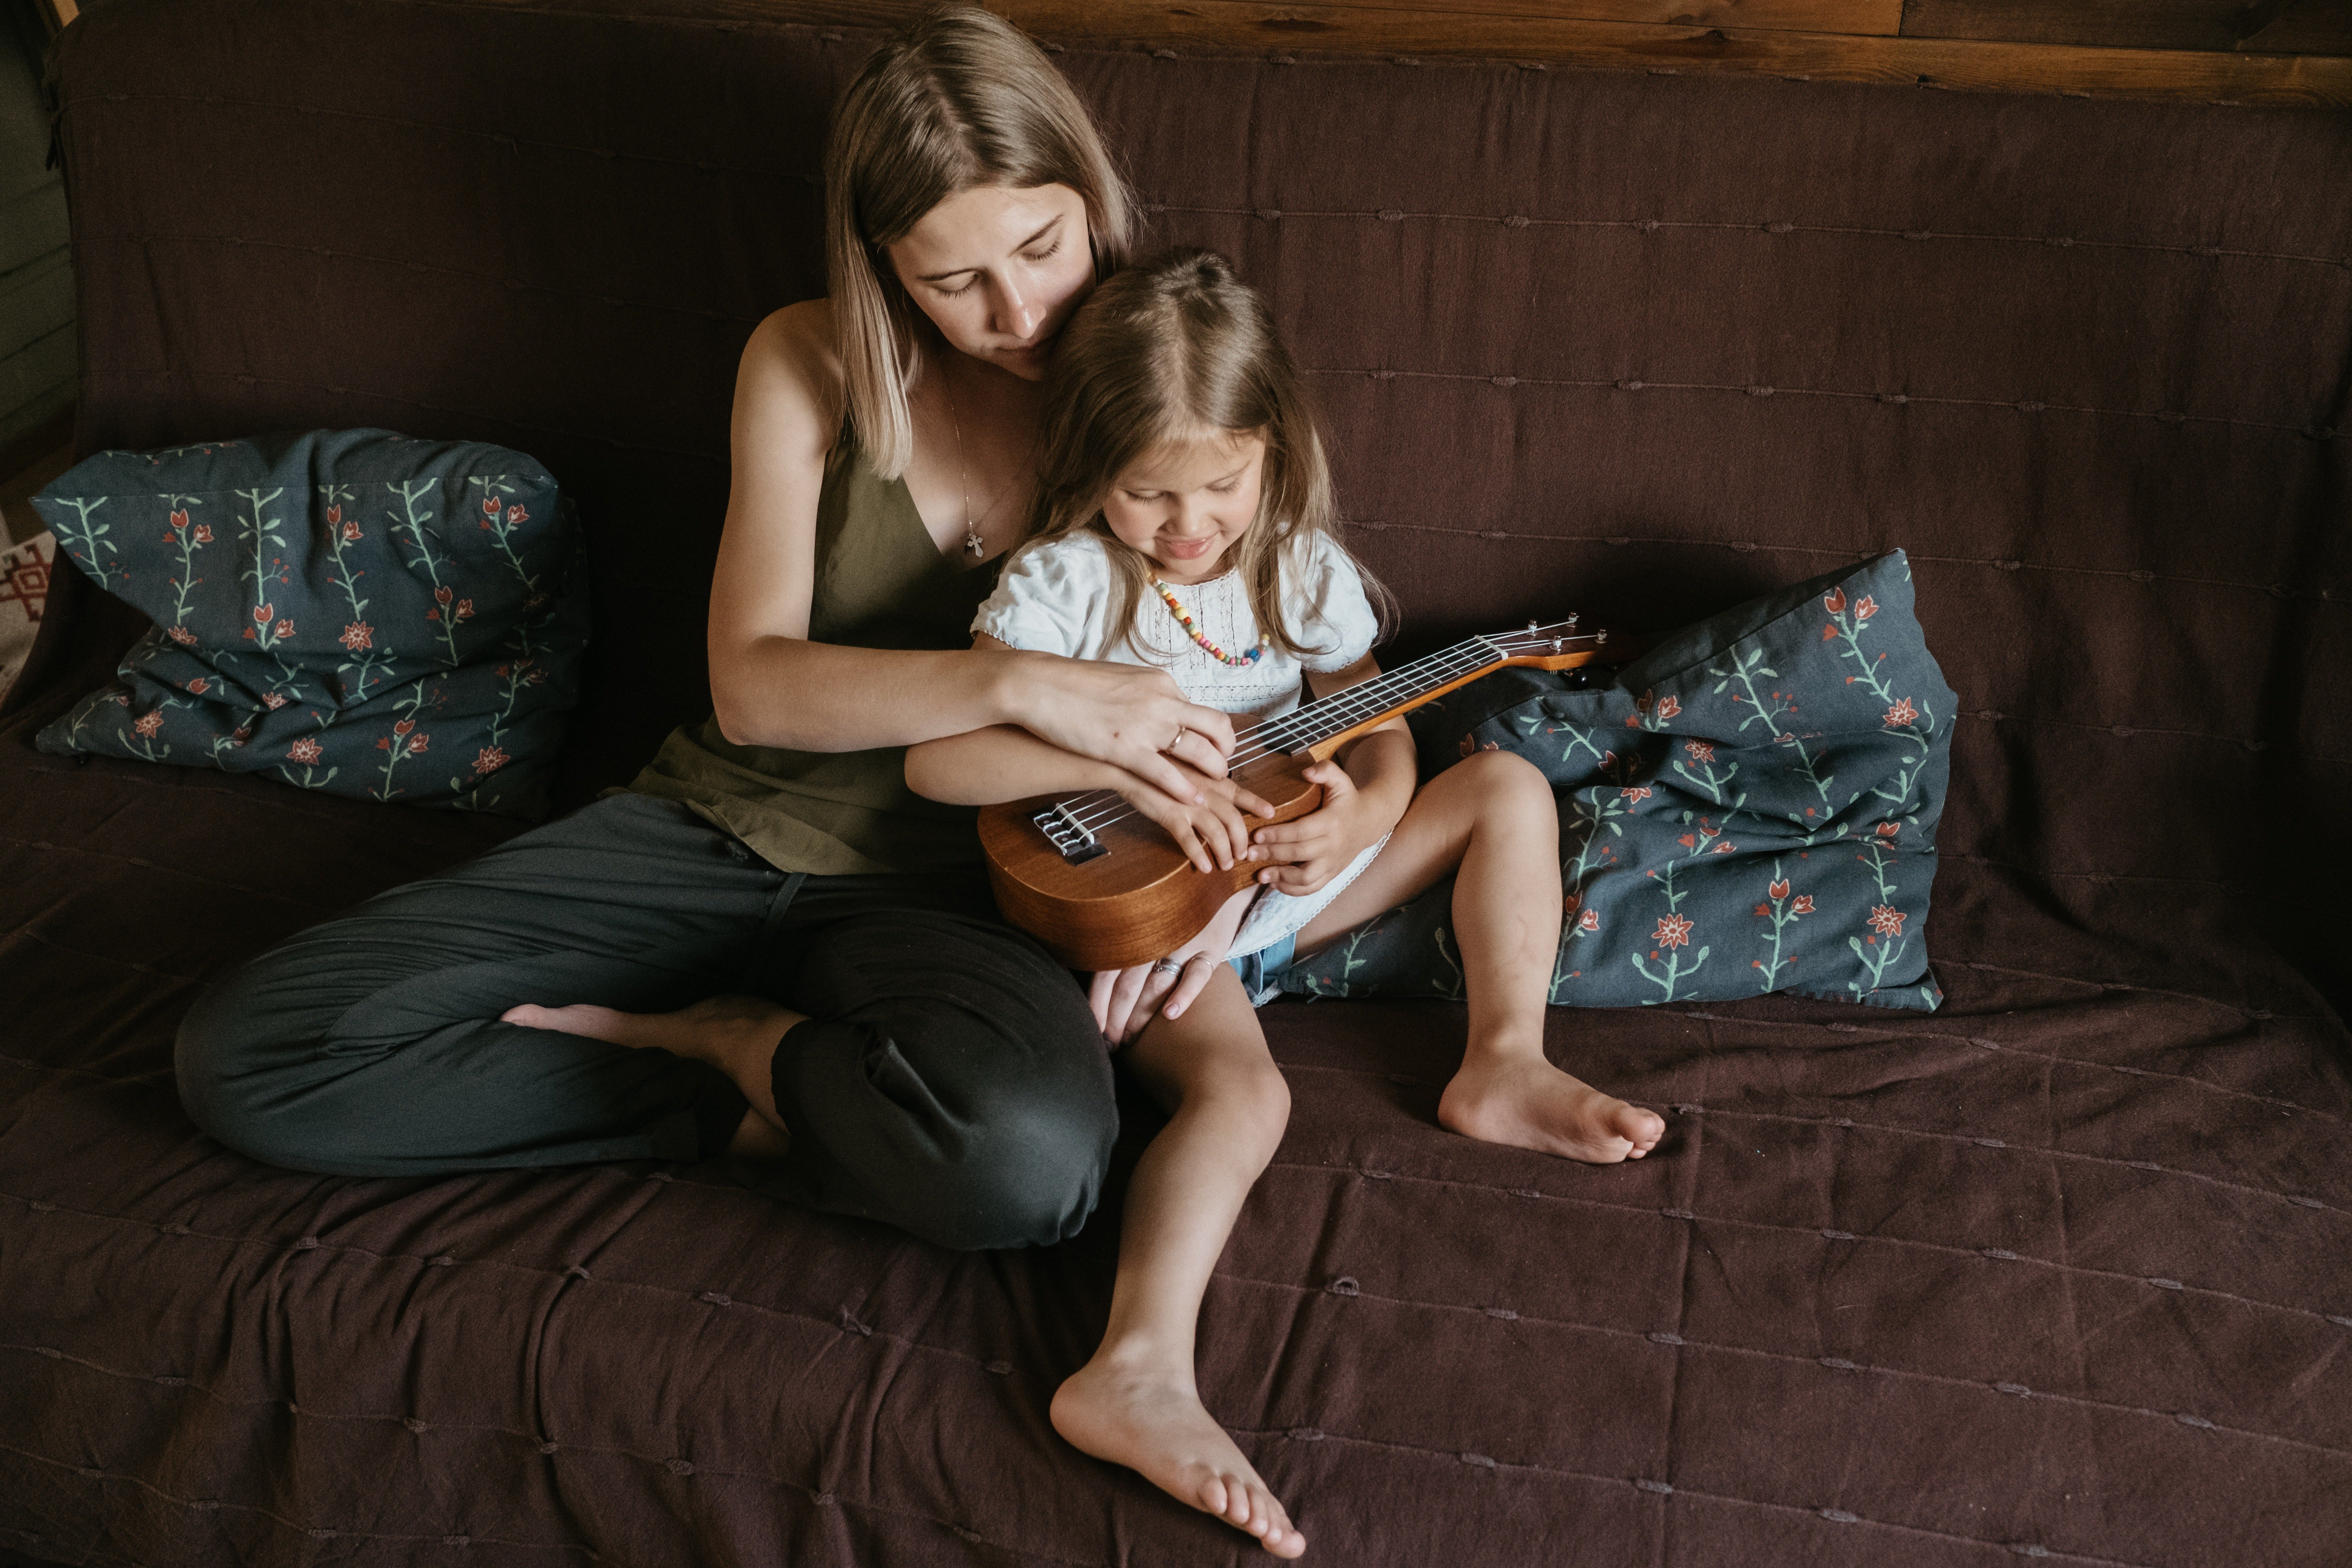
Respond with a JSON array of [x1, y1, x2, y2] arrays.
[[500, 996, 799, 1157], [1292, 750, 1665, 1162], [1050, 965, 1306, 1557]]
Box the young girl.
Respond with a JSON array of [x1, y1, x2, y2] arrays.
[[904, 250, 1664, 1555]]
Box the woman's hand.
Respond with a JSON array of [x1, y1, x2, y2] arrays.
[[1247, 757, 1400, 896], [1007, 651, 1243, 804], [1116, 761, 1277, 874], [1089, 887, 1257, 1044]]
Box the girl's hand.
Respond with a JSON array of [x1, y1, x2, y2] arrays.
[[1247, 759, 1395, 895], [1118, 764, 1277, 874], [1089, 887, 1257, 1044], [1010, 653, 1240, 805]]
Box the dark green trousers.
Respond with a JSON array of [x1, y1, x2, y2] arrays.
[[175, 794, 1115, 1250]]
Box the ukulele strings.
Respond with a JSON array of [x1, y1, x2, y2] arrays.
[[1050, 639, 1496, 834], [1048, 627, 1593, 838]]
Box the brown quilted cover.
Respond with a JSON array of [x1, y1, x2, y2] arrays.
[[4, 3, 2348, 1564]]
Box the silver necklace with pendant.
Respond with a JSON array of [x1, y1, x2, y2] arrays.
[[942, 370, 1004, 560]]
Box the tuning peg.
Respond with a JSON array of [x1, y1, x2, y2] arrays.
[[1596, 630, 1608, 644], [1567, 613, 1579, 626], [1525, 619, 1539, 631]]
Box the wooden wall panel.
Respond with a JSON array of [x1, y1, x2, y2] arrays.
[[1902, 0, 2352, 56], [994, 0, 2352, 105]]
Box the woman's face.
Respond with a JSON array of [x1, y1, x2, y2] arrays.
[[886, 183, 1096, 381]]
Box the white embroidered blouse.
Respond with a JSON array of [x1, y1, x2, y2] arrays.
[[971, 530, 1381, 720]]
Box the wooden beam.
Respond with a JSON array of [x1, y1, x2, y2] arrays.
[[1191, 0, 1906, 38], [991, 0, 2352, 105]]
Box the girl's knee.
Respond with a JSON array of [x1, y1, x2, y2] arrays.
[[1457, 748, 1555, 817]]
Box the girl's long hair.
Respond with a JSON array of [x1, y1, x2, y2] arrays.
[[825, 5, 1133, 479], [1026, 248, 1391, 664]]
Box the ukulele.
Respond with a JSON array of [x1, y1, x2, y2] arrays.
[[979, 616, 1608, 972]]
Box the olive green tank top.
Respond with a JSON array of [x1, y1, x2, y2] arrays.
[[626, 436, 1003, 876]]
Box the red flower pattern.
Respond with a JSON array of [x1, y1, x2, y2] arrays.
[[261, 691, 289, 710], [253, 604, 272, 624], [506, 505, 528, 524], [274, 619, 295, 639], [167, 625, 198, 646], [340, 622, 373, 651], [1792, 895, 1816, 915], [394, 718, 415, 736], [1685, 740, 1715, 762], [1876, 822, 1899, 840], [1578, 908, 1599, 933], [1768, 878, 1791, 900], [1853, 596, 1878, 620], [192, 524, 213, 544], [132, 710, 163, 737], [1867, 905, 1906, 936], [473, 744, 511, 776], [1824, 587, 1847, 613], [185, 677, 209, 695], [1885, 697, 1917, 727], [1653, 914, 1694, 950], [288, 737, 323, 764], [341, 521, 363, 543], [408, 733, 430, 755]]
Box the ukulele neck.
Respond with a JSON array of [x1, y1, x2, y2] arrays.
[[1236, 621, 1603, 765]]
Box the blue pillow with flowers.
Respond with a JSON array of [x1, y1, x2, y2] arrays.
[[1278, 550, 1955, 1011], [33, 428, 587, 817]]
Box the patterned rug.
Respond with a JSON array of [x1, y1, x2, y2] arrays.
[[0, 531, 54, 704]]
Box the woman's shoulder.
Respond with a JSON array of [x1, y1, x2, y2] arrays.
[[740, 300, 849, 435]]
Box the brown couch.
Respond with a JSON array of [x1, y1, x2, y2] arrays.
[[5, 2, 2349, 1564]]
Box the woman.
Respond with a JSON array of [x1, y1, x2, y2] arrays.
[[175, 8, 1252, 1253]]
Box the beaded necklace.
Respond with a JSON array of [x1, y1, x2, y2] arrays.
[[1151, 573, 1269, 668]]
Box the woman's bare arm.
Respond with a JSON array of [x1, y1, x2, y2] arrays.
[[702, 304, 1235, 798], [905, 637, 1276, 871]]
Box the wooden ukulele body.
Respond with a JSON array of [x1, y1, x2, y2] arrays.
[[978, 748, 1324, 973]]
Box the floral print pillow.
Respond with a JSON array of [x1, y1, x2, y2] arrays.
[[1281, 550, 1955, 1011], [33, 429, 587, 817]]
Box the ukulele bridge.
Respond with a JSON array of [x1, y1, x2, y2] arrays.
[[1034, 800, 1109, 864]]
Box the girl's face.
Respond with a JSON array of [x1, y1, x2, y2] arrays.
[[1100, 430, 1268, 586], [886, 183, 1096, 382]]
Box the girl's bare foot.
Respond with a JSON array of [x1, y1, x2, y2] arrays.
[[1052, 1355, 1305, 1557], [1439, 1051, 1664, 1163], [501, 995, 800, 1154]]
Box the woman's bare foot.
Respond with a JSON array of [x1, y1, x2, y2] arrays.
[[501, 995, 801, 1153], [1052, 1355, 1305, 1557], [1439, 1050, 1664, 1163]]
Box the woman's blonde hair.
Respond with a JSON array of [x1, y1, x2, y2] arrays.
[[1027, 247, 1390, 664], [826, 6, 1133, 479]]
